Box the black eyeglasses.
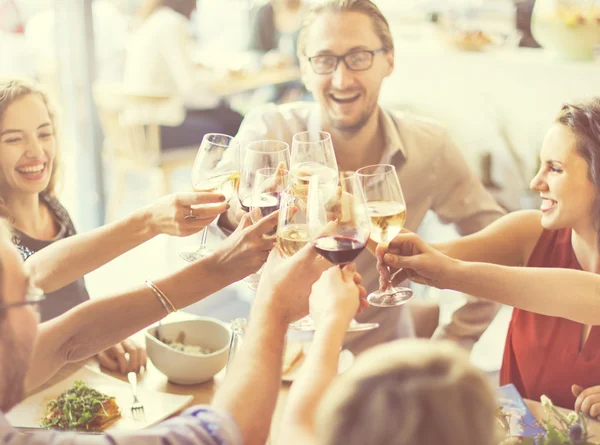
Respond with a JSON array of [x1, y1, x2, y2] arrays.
[[307, 48, 386, 75], [0, 284, 45, 311]]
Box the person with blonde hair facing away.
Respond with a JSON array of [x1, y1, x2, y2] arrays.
[[0, 77, 239, 374], [279, 265, 498, 445], [381, 99, 600, 413]]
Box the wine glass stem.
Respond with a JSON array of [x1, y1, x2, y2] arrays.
[[389, 268, 403, 282], [197, 227, 210, 251]]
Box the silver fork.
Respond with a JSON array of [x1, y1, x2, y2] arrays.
[[127, 372, 145, 421]]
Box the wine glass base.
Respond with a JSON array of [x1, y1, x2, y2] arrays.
[[367, 287, 414, 308], [178, 248, 214, 263], [289, 316, 379, 332]]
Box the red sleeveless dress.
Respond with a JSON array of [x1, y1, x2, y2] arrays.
[[499, 228, 600, 409]]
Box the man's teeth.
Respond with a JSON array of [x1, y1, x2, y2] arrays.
[[332, 93, 359, 100], [17, 165, 44, 174]]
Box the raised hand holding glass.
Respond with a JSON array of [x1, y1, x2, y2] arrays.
[[178, 134, 240, 262], [356, 164, 413, 307]]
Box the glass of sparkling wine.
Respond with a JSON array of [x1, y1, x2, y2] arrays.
[[276, 190, 313, 331], [277, 190, 310, 258], [245, 167, 289, 290], [356, 164, 413, 307], [178, 134, 240, 262]]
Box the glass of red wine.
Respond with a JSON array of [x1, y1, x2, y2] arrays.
[[309, 171, 371, 265], [238, 140, 290, 213], [237, 140, 289, 288], [288, 172, 379, 332], [246, 167, 289, 290]]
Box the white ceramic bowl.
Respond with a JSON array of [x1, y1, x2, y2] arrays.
[[146, 317, 231, 385]]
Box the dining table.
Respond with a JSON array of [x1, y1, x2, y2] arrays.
[[34, 311, 600, 443]]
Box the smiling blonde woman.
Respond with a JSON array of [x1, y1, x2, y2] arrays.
[[0, 77, 234, 374]]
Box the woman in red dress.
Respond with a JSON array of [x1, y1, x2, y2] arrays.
[[382, 98, 600, 414]]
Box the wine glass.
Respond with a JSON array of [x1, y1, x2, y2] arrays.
[[237, 140, 289, 288], [309, 171, 371, 266], [238, 140, 290, 212], [290, 131, 338, 201], [356, 164, 413, 307], [276, 189, 310, 259], [288, 172, 379, 332], [178, 134, 240, 262], [245, 167, 289, 290]]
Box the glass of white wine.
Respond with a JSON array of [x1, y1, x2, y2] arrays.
[[290, 131, 338, 201], [356, 164, 413, 307], [178, 134, 240, 262], [277, 190, 310, 258]]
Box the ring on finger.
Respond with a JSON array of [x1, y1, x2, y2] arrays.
[[184, 208, 200, 221]]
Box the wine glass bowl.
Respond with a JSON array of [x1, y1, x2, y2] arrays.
[[249, 167, 289, 221], [191, 134, 241, 200], [276, 190, 310, 258], [308, 171, 371, 266], [290, 131, 338, 201], [238, 140, 290, 212]]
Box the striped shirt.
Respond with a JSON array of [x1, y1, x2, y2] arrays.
[[0, 406, 242, 445]]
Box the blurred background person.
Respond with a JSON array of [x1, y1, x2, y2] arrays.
[[24, 0, 128, 85], [249, 0, 308, 103], [124, 0, 243, 149], [0, 0, 34, 78], [0, 0, 24, 34]]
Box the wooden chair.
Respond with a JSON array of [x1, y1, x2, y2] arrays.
[[93, 84, 198, 221]]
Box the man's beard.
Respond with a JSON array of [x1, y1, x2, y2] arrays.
[[328, 100, 378, 135], [0, 324, 27, 412], [331, 111, 372, 134]]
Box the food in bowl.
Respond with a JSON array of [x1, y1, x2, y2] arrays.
[[159, 331, 214, 355], [41, 380, 120, 431], [146, 318, 231, 385]]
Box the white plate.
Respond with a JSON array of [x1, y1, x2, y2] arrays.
[[282, 349, 354, 382], [7, 366, 193, 431]]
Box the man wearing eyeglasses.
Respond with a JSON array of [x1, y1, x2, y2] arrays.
[[221, 0, 506, 353]]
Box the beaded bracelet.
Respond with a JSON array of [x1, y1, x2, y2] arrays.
[[145, 280, 177, 314]]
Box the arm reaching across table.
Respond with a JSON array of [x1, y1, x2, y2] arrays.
[[383, 231, 600, 325]]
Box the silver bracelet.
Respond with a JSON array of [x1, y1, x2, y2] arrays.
[[145, 280, 177, 314]]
